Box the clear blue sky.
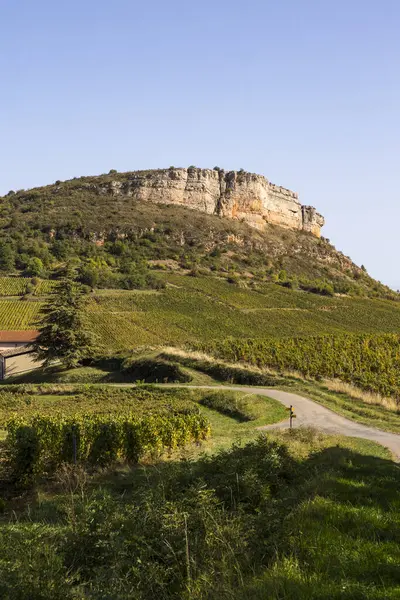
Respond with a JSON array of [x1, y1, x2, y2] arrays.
[[1, 1, 399, 287]]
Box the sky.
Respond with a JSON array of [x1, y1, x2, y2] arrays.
[[1, 0, 399, 288]]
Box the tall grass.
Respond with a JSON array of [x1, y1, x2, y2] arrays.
[[323, 379, 400, 412]]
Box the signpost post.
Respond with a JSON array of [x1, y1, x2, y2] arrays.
[[288, 405, 296, 429]]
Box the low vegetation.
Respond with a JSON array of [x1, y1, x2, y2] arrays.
[[199, 390, 269, 422], [0, 427, 397, 599], [1, 170, 400, 598], [200, 333, 400, 399], [120, 356, 192, 383]]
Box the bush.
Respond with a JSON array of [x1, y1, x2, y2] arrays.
[[24, 257, 44, 277], [121, 357, 192, 383], [300, 279, 334, 296]]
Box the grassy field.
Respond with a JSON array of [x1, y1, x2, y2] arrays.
[[0, 380, 398, 599]]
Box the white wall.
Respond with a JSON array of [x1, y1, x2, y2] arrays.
[[4, 352, 44, 378], [0, 342, 29, 351]]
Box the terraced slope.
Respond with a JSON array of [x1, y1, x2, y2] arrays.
[[4, 274, 400, 348]]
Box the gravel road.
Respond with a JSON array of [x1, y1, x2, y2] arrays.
[[191, 385, 400, 460]]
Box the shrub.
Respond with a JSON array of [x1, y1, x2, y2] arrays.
[[121, 357, 192, 383], [300, 279, 334, 296]]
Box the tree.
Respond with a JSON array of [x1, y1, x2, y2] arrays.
[[0, 242, 15, 272], [78, 265, 99, 288], [33, 279, 97, 369], [24, 257, 44, 277]]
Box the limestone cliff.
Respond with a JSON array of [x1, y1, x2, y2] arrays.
[[94, 167, 324, 237]]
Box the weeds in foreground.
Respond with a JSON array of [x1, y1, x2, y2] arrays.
[[0, 430, 398, 599]]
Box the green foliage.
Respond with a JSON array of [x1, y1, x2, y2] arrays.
[[199, 334, 400, 398], [24, 257, 44, 277], [200, 390, 265, 422], [6, 395, 209, 482], [299, 279, 334, 296], [33, 278, 97, 368], [1, 432, 398, 598], [0, 242, 15, 272], [121, 357, 192, 383]]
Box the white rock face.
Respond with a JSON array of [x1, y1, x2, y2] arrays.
[[99, 168, 325, 237]]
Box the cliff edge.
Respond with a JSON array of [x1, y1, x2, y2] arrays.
[[95, 167, 324, 237]]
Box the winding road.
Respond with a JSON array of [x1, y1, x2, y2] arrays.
[[184, 385, 400, 460]]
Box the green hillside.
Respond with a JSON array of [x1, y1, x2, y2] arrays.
[[0, 170, 396, 299], [3, 273, 400, 346]]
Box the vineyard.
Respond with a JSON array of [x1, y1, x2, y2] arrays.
[[3, 386, 210, 482], [0, 385, 203, 421], [0, 299, 43, 329], [85, 275, 400, 349], [80, 275, 400, 350], [4, 274, 400, 352], [199, 334, 400, 399], [0, 277, 55, 296]]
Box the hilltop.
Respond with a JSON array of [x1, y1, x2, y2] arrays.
[[0, 167, 394, 299]]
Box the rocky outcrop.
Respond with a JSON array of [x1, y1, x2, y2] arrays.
[[96, 167, 324, 237]]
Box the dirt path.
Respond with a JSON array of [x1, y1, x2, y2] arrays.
[[184, 385, 400, 459]]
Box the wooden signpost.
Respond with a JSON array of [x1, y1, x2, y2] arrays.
[[288, 405, 296, 429]]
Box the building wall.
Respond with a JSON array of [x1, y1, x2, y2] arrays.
[[0, 342, 30, 351], [4, 352, 44, 378]]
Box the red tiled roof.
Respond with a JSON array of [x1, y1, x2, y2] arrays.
[[0, 330, 39, 343]]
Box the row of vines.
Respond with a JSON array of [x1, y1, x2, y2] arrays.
[[0, 300, 43, 329], [0, 277, 55, 296], [2, 387, 210, 483], [198, 334, 400, 399]]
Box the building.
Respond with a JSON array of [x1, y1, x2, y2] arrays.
[[0, 330, 39, 351], [0, 331, 42, 379]]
